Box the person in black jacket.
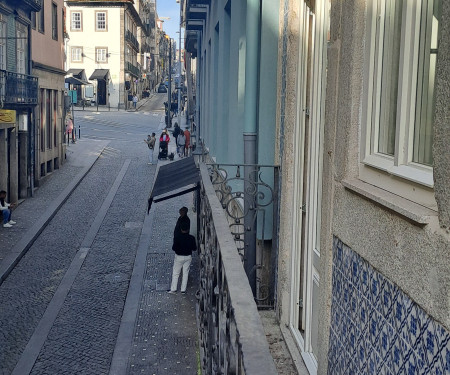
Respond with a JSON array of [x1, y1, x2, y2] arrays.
[[173, 207, 190, 240], [168, 221, 197, 294]]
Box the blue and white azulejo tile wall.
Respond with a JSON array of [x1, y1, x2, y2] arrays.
[[328, 237, 450, 375]]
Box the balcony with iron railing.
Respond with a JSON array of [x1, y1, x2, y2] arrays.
[[125, 61, 140, 78], [23, 0, 42, 12], [141, 42, 151, 54], [196, 161, 279, 374], [0, 70, 38, 106], [125, 30, 140, 52]]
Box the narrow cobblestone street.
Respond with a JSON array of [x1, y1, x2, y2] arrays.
[[0, 94, 199, 374]]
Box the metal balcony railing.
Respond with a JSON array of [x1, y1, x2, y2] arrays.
[[0, 70, 38, 106], [206, 161, 280, 308], [125, 62, 140, 78], [23, 0, 42, 11], [125, 30, 140, 52], [196, 163, 278, 375]]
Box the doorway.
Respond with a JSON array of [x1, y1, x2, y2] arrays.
[[289, 0, 329, 373], [97, 80, 107, 105]]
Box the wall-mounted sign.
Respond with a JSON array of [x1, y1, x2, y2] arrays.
[[0, 110, 16, 124]]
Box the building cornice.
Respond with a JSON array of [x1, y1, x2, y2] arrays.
[[32, 61, 66, 76]]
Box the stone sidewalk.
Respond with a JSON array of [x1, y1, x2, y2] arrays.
[[110, 191, 199, 375]]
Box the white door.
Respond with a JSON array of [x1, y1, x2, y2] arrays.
[[289, 0, 329, 373]]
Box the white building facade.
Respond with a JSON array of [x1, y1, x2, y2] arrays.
[[65, 0, 150, 109]]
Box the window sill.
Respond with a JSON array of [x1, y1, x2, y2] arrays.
[[363, 155, 433, 188], [342, 178, 437, 225]]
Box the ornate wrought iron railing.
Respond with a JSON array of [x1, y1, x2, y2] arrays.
[[206, 162, 280, 308], [125, 30, 140, 52], [125, 62, 140, 78], [197, 163, 278, 375], [0, 70, 38, 106]]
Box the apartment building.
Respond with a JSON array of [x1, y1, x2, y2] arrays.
[[186, 0, 450, 374], [0, 0, 41, 201], [64, 0, 153, 109], [31, 0, 66, 182]]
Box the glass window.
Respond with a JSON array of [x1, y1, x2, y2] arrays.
[[71, 12, 82, 31], [96, 12, 107, 31], [71, 47, 83, 62], [362, 0, 441, 184], [38, 7, 45, 33], [16, 23, 27, 74], [96, 47, 108, 63], [413, 0, 442, 166], [52, 3, 58, 40]]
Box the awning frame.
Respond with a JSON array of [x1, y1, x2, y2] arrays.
[[147, 156, 201, 213]]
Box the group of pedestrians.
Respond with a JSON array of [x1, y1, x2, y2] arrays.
[[144, 125, 191, 164], [172, 123, 191, 158], [144, 127, 197, 294]]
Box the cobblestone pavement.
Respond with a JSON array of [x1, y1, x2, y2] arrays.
[[124, 195, 199, 375], [0, 94, 199, 375]]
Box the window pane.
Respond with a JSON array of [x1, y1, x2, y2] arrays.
[[16, 24, 27, 74], [377, 0, 403, 156], [413, 0, 441, 166], [52, 3, 58, 40], [97, 12, 106, 30], [72, 13, 81, 30], [39, 9, 44, 32]]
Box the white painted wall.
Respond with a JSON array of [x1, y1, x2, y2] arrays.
[[66, 6, 122, 108]]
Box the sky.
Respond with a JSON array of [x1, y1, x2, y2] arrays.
[[157, 0, 182, 47]]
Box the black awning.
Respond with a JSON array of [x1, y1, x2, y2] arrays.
[[148, 157, 201, 212], [66, 68, 89, 81], [66, 68, 84, 77], [65, 76, 90, 85], [89, 69, 109, 80]]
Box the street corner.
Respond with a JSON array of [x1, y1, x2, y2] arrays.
[[65, 139, 110, 168]]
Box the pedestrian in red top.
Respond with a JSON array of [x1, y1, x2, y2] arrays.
[[184, 127, 191, 157]]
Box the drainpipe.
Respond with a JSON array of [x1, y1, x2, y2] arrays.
[[243, 0, 260, 296], [196, 30, 201, 145], [28, 22, 34, 197]]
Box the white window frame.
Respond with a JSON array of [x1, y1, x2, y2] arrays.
[[16, 23, 27, 74], [71, 11, 82, 31], [71, 46, 83, 63], [360, 0, 438, 209], [95, 11, 107, 31], [95, 47, 108, 63]]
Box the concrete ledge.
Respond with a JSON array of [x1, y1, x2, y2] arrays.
[[342, 178, 437, 225]]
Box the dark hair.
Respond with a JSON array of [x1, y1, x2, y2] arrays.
[[152, 133, 155, 136], [179, 206, 188, 214], [0, 190, 6, 195], [180, 221, 190, 232]]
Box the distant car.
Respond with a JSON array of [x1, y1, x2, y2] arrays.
[[158, 85, 167, 93]]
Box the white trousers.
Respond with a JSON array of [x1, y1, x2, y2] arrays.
[[149, 148, 154, 163], [170, 254, 192, 292]]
